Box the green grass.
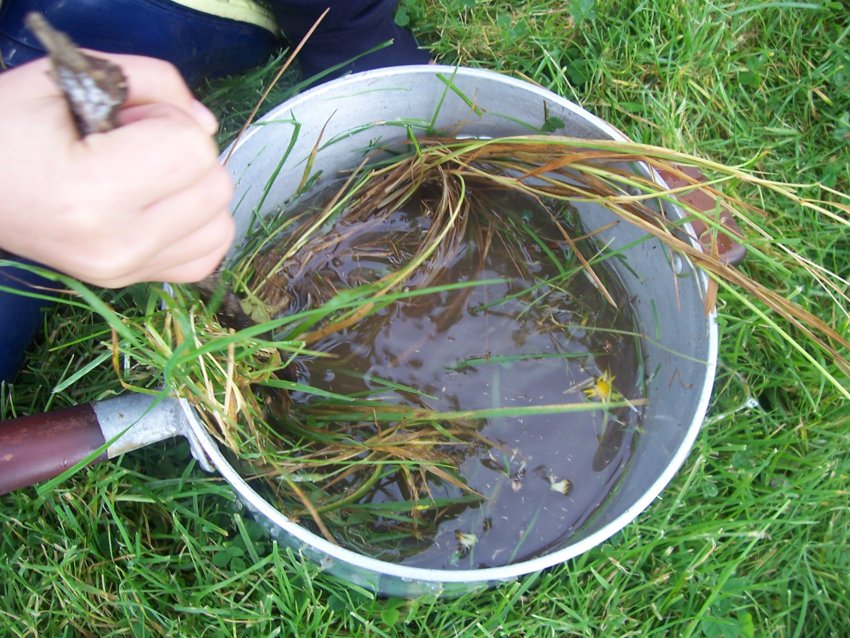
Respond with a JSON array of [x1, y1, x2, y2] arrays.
[[2, 1, 849, 635]]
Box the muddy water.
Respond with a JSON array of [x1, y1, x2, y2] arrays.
[[270, 186, 643, 569]]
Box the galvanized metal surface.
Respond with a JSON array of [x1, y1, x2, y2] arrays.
[[92, 394, 213, 472]]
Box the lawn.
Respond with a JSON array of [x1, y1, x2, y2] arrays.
[[2, 1, 849, 636]]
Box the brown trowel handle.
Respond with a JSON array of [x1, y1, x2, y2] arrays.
[[0, 404, 107, 495], [657, 165, 747, 266]]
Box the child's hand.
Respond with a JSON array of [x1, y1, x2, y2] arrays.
[[0, 54, 235, 288]]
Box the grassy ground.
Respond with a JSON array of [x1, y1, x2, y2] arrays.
[[2, 0, 849, 636]]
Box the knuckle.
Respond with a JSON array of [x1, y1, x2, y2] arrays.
[[132, 57, 189, 96], [218, 212, 236, 248], [79, 250, 135, 287], [175, 124, 219, 167], [163, 257, 218, 284], [154, 59, 185, 87], [208, 166, 235, 208], [79, 231, 158, 287]]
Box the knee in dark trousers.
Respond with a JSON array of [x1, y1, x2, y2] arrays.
[[0, 260, 58, 383], [268, 0, 428, 81]]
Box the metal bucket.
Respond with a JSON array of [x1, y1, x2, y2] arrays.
[[187, 65, 717, 597]]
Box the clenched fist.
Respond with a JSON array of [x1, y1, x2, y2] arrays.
[[0, 53, 235, 288]]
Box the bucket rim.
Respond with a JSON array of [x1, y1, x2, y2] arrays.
[[203, 64, 719, 588]]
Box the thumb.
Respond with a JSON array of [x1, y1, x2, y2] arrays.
[[89, 52, 220, 134], [117, 99, 219, 136]]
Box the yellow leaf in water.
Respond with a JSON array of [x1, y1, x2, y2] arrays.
[[584, 370, 616, 402], [549, 478, 572, 495], [454, 531, 478, 550]]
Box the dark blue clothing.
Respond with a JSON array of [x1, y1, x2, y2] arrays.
[[0, 256, 58, 383], [270, 0, 428, 81], [0, 0, 428, 87], [0, 0, 281, 87]]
